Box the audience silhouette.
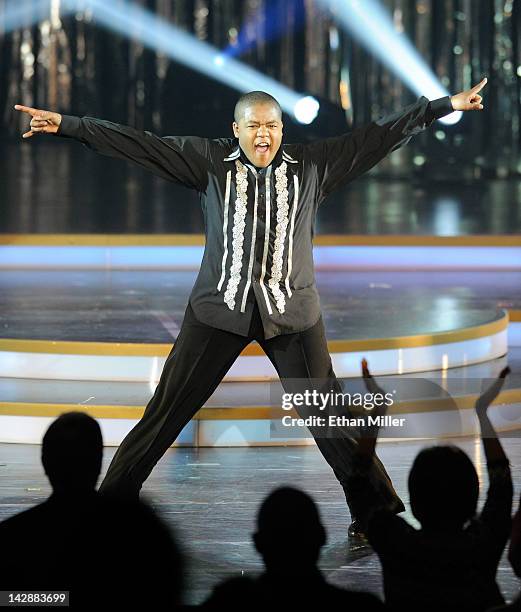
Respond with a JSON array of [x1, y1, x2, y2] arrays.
[[203, 486, 384, 610], [349, 361, 513, 612], [488, 490, 521, 611], [0, 370, 519, 611], [0, 412, 184, 609]]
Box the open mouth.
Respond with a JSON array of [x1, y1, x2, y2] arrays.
[[255, 142, 270, 154]]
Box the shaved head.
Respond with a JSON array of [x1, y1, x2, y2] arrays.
[[234, 91, 282, 123], [232, 91, 284, 167]]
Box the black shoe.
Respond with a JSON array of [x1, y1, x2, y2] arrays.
[[348, 499, 404, 538], [348, 519, 368, 540]]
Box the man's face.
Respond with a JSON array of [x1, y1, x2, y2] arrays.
[[232, 102, 283, 168]]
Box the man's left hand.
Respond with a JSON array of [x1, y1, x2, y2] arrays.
[[450, 77, 487, 111]]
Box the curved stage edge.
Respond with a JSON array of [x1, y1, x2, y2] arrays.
[[1, 387, 520, 446], [0, 234, 518, 446], [0, 311, 509, 381]]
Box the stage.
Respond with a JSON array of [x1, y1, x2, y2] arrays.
[[1, 262, 520, 446], [2, 1, 521, 607], [1, 435, 521, 605]]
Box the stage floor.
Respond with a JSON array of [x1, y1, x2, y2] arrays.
[[1, 436, 521, 605], [1, 269, 518, 343], [0, 267, 517, 445]]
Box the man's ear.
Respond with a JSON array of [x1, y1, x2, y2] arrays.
[[232, 121, 239, 138]]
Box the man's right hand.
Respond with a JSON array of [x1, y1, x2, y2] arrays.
[[14, 104, 62, 139]]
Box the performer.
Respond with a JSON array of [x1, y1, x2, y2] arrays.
[[15, 77, 486, 537]]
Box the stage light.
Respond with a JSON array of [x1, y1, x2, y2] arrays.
[[317, 0, 462, 126], [2, 0, 54, 32], [5, 0, 319, 124], [81, 0, 319, 124], [222, 0, 307, 59], [294, 96, 320, 124]]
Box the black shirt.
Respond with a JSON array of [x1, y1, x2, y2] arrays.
[[56, 95, 453, 339], [202, 569, 386, 610]]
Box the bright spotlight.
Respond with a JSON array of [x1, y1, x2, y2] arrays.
[[438, 111, 463, 125], [294, 96, 320, 125], [319, 0, 462, 126], [7, 0, 319, 125], [83, 0, 319, 124]]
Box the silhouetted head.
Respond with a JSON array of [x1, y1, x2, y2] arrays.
[[232, 91, 283, 168], [253, 487, 326, 573], [41, 412, 103, 494], [408, 445, 479, 530]]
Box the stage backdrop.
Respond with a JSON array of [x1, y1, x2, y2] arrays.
[[0, 0, 520, 234]]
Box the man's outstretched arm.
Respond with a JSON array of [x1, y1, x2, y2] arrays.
[[307, 77, 487, 202], [14, 104, 210, 190]]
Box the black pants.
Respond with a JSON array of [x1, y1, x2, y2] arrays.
[[98, 300, 404, 520]]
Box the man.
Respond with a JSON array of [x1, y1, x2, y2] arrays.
[[0, 412, 183, 608], [14, 77, 487, 537], [349, 361, 512, 611], [203, 487, 385, 610]]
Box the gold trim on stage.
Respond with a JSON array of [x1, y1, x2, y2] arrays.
[[509, 310, 521, 322], [0, 234, 205, 246], [314, 235, 521, 246], [1, 233, 520, 246], [0, 311, 508, 356], [0, 388, 519, 420]]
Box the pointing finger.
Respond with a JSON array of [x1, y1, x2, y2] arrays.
[[471, 77, 487, 93], [14, 104, 38, 116]]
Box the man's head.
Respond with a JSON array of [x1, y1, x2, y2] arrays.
[[253, 487, 326, 574], [408, 445, 479, 531], [232, 91, 283, 168], [42, 412, 103, 494]]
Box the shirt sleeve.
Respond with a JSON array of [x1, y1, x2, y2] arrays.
[[55, 115, 211, 190], [305, 95, 454, 203]]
